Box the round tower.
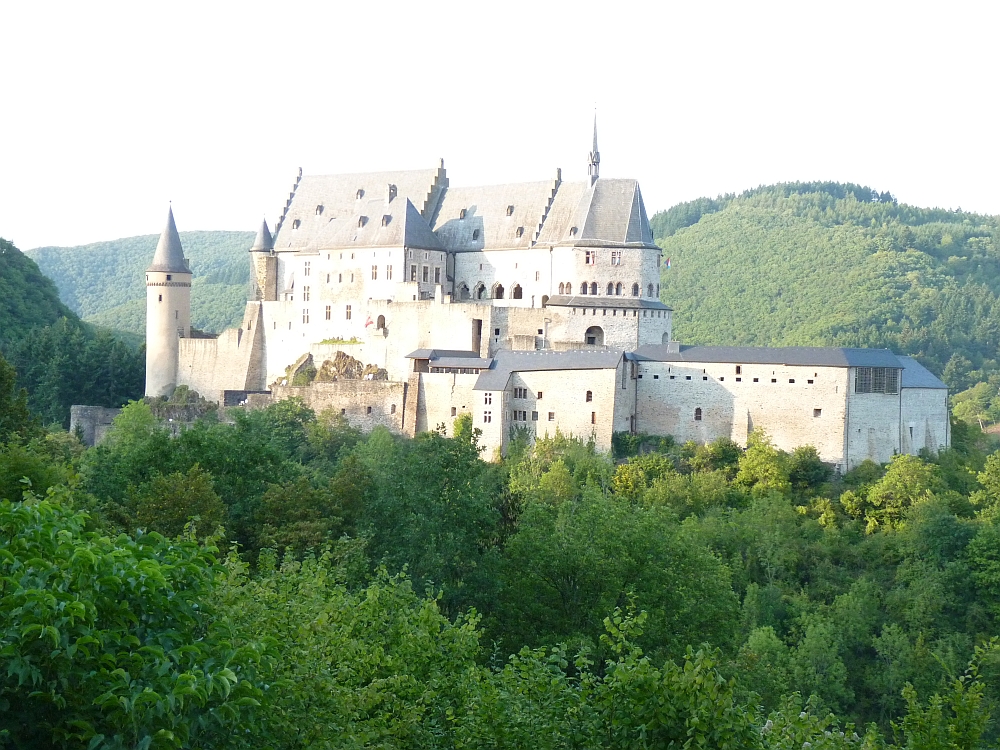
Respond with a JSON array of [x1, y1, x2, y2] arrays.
[[145, 206, 192, 397]]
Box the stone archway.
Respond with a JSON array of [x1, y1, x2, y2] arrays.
[[585, 326, 604, 346]]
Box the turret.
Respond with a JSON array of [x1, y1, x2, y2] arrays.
[[249, 217, 278, 301], [145, 206, 192, 397]]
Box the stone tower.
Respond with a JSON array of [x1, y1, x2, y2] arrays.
[[249, 218, 277, 301], [145, 206, 191, 397]]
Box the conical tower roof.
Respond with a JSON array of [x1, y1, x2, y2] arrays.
[[250, 218, 274, 252], [147, 206, 189, 273]]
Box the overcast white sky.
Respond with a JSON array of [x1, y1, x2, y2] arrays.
[[1, 1, 997, 250]]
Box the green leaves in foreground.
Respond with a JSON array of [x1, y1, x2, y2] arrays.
[[0, 494, 268, 749]]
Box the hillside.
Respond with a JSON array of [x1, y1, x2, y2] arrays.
[[653, 183, 1000, 392], [0, 237, 77, 348], [0, 237, 144, 425], [27, 230, 254, 335]]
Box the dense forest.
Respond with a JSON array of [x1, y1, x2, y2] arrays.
[[0, 238, 144, 425], [27, 230, 254, 335], [5, 383, 1000, 747], [652, 183, 1000, 404]]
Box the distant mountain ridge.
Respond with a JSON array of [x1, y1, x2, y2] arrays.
[[652, 182, 1000, 391], [27, 231, 254, 336]]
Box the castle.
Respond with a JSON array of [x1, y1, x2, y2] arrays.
[[144, 128, 950, 471]]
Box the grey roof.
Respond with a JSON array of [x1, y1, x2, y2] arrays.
[[898, 356, 948, 389], [273, 168, 446, 251], [474, 349, 624, 390], [433, 357, 494, 369], [546, 294, 672, 311], [431, 180, 560, 251], [632, 345, 904, 368], [405, 348, 483, 359], [250, 218, 274, 252], [147, 206, 189, 273]]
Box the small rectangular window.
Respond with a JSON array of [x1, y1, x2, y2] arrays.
[[372, 265, 378, 280], [531, 411, 538, 421], [669, 375, 675, 380], [484, 392, 492, 405], [483, 411, 492, 423], [422, 266, 429, 282], [494, 328, 500, 335], [537, 391, 543, 399], [166, 274, 172, 281], [771, 378, 777, 383], [302, 308, 309, 324], [451, 407, 457, 416], [387, 265, 393, 280], [653, 374, 659, 380], [735, 377, 741, 382], [788, 379, 795, 383], [813, 408, 822, 417], [719, 377, 724, 381], [325, 305, 331, 320], [702, 376, 708, 380], [807, 379, 814, 384], [753, 378, 759, 382], [410, 265, 417, 281], [685, 376, 692, 380], [345, 305, 352, 320], [736, 365, 742, 374], [304, 261, 311, 276], [591, 411, 596, 424], [435, 267, 441, 284], [303, 285, 310, 301], [366, 406, 372, 414], [548, 412, 555, 421]]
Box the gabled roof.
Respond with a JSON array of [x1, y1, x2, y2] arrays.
[[431, 180, 559, 251], [575, 179, 657, 247], [273, 167, 445, 251], [474, 349, 624, 390], [147, 206, 190, 273], [898, 356, 948, 389], [632, 345, 904, 369]]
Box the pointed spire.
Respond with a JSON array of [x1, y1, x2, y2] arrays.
[[588, 113, 600, 186], [250, 217, 274, 252], [147, 206, 189, 272]]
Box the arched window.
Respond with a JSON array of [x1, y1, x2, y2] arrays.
[[585, 326, 604, 346], [606, 282, 614, 295], [476, 283, 487, 300], [616, 282, 623, 296], [694, 407, 703, 421], [632, 283, 640, 296], [647, 283, 654, 297], [558, 282, 565, 295], [590, 282, 598, 295], [586, 390, 593, 402], [459, 283, 470, 300], [493, 283, 505, 299], [512, 284, 522, 299], [656, 284, 660, 296], [566, 281, 572, 293], [580, 282, 588, 295], [376, 314, 386, 330]]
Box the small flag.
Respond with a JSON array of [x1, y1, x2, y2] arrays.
[[665, 257, 671, 269], [364, 315, 374, 327]]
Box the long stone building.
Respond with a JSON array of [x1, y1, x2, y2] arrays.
[[143, 129, 949, 471]]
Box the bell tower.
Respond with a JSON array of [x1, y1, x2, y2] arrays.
[[145, 206, 191, 397]]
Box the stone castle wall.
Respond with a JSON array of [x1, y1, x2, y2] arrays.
[[270, 380, 407, 433]]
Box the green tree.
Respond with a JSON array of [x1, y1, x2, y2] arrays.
[[132, 464, 226, 538], [735, 430, 791, 498]]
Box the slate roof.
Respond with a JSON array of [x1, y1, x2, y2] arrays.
[[898, 356, 948, 389], [274, 169, 444, 251], [405, 349, 483, 360], [474, 349, 624, 390], [431, 180, 558, 251], [250, 218, 274, 252], [632, 345, 904, 369], [545, 295, 672, 311], [147, 207, 190, 273], [575, 179, 657, 248]]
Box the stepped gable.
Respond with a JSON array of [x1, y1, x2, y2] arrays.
[[273, 168, 444, 251], [250, 218, 274, 252], [534, 180, 590, 245], [300, 196, 443, 252], [147, 206, 190, 273], [431, 180, 559, 251]]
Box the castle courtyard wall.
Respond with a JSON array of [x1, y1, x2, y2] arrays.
[[270, 380, 406, 433], [900, 387, 950, 455]]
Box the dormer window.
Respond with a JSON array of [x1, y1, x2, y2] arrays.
[[569, 226, 578, 236], [506, 205, 514, 216], [381, 215, 391, 227], [292, 219, 301, 229], [515, 226, 524, 237], [356, 188, 364, 199], [387, 184, 397, 202], [315, 205, 324, 215], [358, 216, 367, 227], [472, 229, 480, 240], [459, 208, 467, 219]]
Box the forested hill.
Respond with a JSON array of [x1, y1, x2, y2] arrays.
[[653, 183, 1000, 392], [27, 230, 254, 335], [0, 237, 145, 425], [0, 237, 76, 348]]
